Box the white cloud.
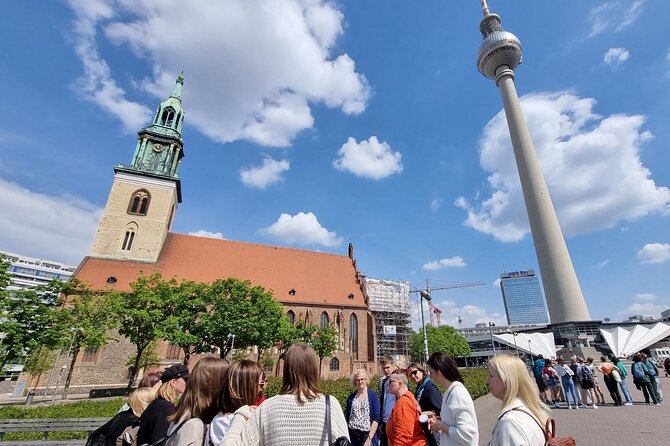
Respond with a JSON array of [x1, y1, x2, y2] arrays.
[[637, 243, 670, 264], [240, 158, 290, 189], [422, 256, 466, 271], [188, 230, 225, 239], [617, 301, 666, 321], [67, 0, 369, 147], [0, 177, 102, 265], [634, 293, 656, 302], [603, 47, 630, 67], [430, 198, 442, 212], [588, 0, 645, 38], [333, 136, 403, 180], [434, 301, 507, 329], [456, 92, 670, 242], [595, 259, 610, 269], [259, 212, 342, 247]]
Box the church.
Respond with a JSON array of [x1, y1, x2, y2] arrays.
[[66, 76, 377, 392]]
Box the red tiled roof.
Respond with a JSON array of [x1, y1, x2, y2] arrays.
[[74, 233, 367, 308]]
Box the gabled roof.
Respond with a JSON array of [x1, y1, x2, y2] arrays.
[[74, 233, 367, 308], [600, 323, 670, 357]]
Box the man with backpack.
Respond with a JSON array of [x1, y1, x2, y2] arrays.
[[577, 357, 598, 409], [632, 354, 659, 405], [641, 353, 663, 403]]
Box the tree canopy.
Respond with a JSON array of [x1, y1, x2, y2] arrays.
[[410, 324, 470, 362]]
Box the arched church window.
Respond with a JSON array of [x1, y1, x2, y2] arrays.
[[286, 310, 295, 325], [121, 230, 135, 251], [175, 112, 182, 130], [127, 190, 151, 216], [161, 107, 176, 127], [349, 313, 358, 353], [320, 311, 329, 328], [329, 357, 340, 371]]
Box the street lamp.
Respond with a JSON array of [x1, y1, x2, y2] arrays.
[[228, 333, 236, 359], [488, 322, 496, 356], [419, 290, 431, 365], [512, 332, 519, 357], [528, 339, 533, 365]]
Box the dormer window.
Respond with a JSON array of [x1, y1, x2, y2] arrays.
[[160, 107, 176, 127], [128, 190, 151, 216]]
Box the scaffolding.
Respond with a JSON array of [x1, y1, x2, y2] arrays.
[[363, 278, 411, 361]]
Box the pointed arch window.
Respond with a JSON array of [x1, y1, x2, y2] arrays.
[[160, 107, 176, 127], [286, 310, 295, 325], [329, 357, 340, 371], [349, 313, 358, 353], [122, 229, 135, 251], [320, 311, 330, 328], [128, 190, 151, 216]]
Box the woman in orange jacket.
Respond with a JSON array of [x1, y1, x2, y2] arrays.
[[385, 373, 426, 446]]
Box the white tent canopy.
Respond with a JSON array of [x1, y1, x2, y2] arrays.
[[600, 322, 670, 358], [493, 332, 556, 359]]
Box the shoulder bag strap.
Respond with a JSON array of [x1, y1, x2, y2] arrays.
[[149, 417, 190, 446], [506, 407, 550, 444], [325, 394, 333, 445]]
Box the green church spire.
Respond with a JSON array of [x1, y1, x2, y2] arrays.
[[117, 74, 186, 202]]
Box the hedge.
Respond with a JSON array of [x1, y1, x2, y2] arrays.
[[0, 369, 490, 441]]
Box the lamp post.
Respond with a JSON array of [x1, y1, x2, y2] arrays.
[[419, 290, 431, 365], [512, 332, 519, 357], [488, 322, 496, 356], [528, 339, 533, 365]]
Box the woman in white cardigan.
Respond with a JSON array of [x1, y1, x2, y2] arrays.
[[488, 355, 551, 446], [221, 343, 349, 446], [425, 352, 478, 446]]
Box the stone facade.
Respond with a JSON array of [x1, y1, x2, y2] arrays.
[[89, 172, 177, 263]]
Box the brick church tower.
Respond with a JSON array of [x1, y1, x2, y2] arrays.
[[89, 75, 186, 263]]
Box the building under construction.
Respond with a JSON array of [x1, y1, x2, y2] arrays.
[[363, 277, 411, 363]]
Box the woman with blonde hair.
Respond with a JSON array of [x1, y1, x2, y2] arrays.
[[488, 355, 550, 446], [87, 387, 156, 445], [165, 357, 229, 446], [209, 359, 264, 445], [222, 343, 349, 445], [345, 368, 380, 446]]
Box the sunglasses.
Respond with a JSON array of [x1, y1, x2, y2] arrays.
[[410, 370, 421, 377]]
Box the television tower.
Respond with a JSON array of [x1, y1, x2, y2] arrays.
[[475, 1, 590, 323]]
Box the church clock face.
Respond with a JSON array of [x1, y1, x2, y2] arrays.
[[152, 143, 164, 153]]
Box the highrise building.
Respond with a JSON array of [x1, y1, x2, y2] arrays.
[[499, 269, 549, 325], [476, 1, 590, 323], [0, 251, 75, 291]]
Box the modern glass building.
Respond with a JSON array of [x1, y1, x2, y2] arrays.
[[500, 270, 550, 325]]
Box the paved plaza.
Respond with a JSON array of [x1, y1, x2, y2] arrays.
[[476, 376, 670, 445]]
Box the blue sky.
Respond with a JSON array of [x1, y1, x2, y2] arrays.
[[1, 0, 668, 327]]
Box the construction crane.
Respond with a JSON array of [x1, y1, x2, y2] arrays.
[[410, 280, 485, 326]]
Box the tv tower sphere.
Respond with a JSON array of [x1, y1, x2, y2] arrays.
[[477, 13, 522, 80]]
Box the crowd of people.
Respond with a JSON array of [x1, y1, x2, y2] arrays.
[[531, 353, 664, 409], [87, 345, 667, 446]]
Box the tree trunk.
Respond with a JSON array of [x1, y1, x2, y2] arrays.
[[257, 348, 263, 362], [127, 345, 144, 391], [183, 347, 191, 366], [319, 357, 323, 379], [62, 346, 80, 399]]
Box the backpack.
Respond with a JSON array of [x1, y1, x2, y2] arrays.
[[632, 362, 646, 379], [533, 360, 544, 378], [579, 364, 592, 381]]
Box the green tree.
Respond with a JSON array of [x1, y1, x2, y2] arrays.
[[46, 279, 116, 398], [197, 278, 283, 359], [310, 326, 339, 377], [159, 280, 207, 365], [109, 272, 175, 390], [409, 325, 470, 362], [23, 345, 56, 389], [0, 281, 60, 371], [126, 341, 161, 372]]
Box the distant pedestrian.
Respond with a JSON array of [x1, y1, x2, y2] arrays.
[[426, 352, 478, 446], [554, 358, 578, 409], [488, 355, 550, 446], [611, 357, 633, 406], [531, 355, 549, 404], [543, 359, 562, 408], [586, 358, 605, 404], [664, 357, 670, 377], [641, 353, 663, 403], [568, 358, 583, 406], [632, 354, 659, 405], [576, 358, 597, 409], [598, 356, 622, 406]]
